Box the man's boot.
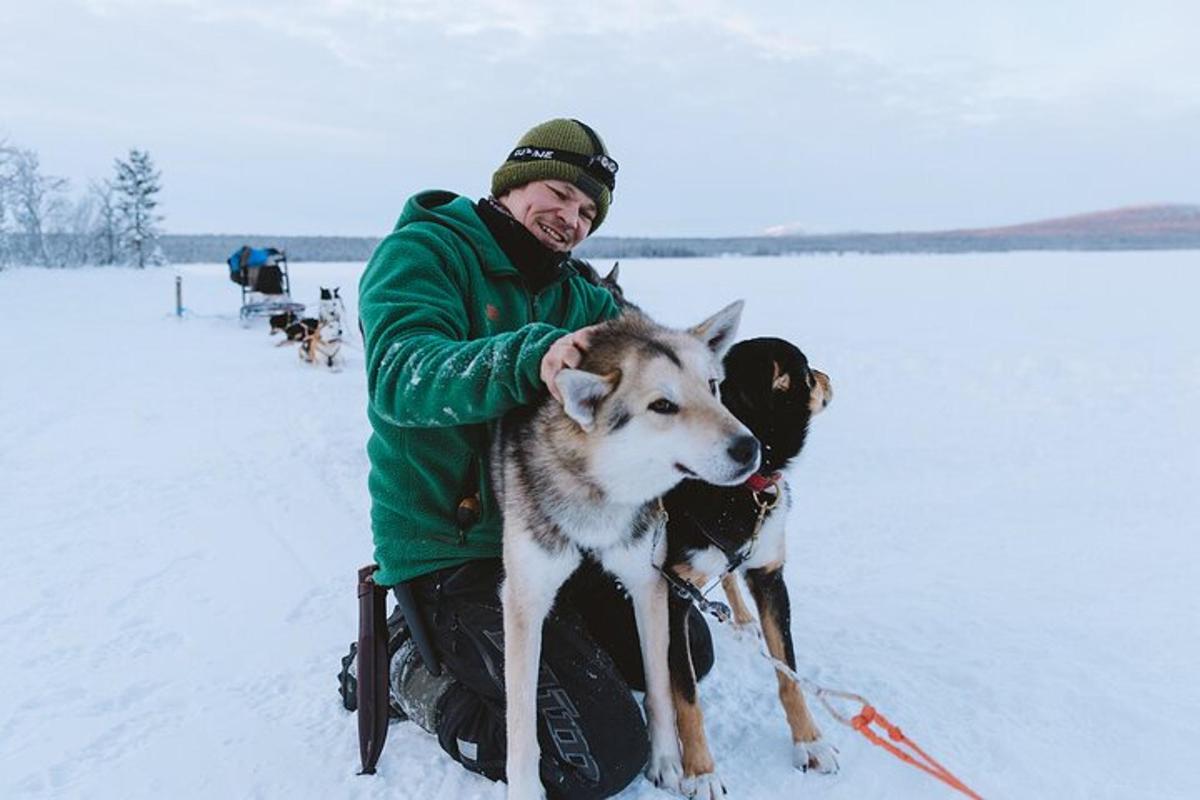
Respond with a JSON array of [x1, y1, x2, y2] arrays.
[[389, 637, 456, 734]]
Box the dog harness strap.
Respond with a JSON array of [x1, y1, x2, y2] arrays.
[[658, 565, 732, 624]]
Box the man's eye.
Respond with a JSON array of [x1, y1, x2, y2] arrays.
[[648, 399, 679, 414]]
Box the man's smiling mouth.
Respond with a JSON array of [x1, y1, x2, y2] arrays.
[[538, 222, 568, 245]]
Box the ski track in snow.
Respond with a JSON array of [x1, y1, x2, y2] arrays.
[[1, 253, 1197, 799]]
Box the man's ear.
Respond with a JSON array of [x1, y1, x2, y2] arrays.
[[689, 300, 744, 360], [555, 369, 618, 432]]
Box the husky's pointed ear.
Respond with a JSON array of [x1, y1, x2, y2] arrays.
[[689, 300, 744, 359], [605, 262, 620, 283], [555, 369, 617, 432]]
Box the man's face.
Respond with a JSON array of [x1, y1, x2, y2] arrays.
[[498, 179, 597, 251]]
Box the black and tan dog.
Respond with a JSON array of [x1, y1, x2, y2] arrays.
[[269, 310, 320, 344], [662, 336, 835, 798]]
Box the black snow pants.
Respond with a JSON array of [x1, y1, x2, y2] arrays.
[[401, 557, 714, 800]]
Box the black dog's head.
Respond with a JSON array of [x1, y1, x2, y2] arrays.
[[719, 337, 832, 473], [269, 310, 298, 333]]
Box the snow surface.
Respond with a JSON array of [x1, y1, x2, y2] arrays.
[[2, 252, 1198, 799]]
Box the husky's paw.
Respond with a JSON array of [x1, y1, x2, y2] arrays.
[[793, 738, 839, 774], [645, 751, 684, 792], [504, 780, 546, 800], [505, 765, 547, 800], [680, 771, 727, 799]]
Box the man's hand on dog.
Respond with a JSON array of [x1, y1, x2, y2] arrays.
[[541, 325, 601, 403]]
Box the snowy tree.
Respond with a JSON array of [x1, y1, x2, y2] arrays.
[[5, 147, 69, 267], [113, 149, 163, 268], [55, 193, 101, 268], [0, 142, 12, 268], [89, 179, 120, 265]]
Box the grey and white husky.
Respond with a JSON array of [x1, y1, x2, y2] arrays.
[[492, 302, 761, 799]]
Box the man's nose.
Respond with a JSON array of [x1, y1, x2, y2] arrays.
[[557, 203, 579, 229]]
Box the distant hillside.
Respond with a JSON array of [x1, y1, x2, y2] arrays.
[[159, 204, 1200, 263], [952, 204, 1200, 239], [578, 204, 1200, 258]]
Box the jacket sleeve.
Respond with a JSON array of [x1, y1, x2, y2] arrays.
[[360, 225, 568, 428]]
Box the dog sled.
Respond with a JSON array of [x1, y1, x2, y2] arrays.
[[228, 245, 305, 322]]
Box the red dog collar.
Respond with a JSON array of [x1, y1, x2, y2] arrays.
[[745, 471, 781, 493]]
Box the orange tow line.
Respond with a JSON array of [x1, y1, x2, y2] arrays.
[[848, 701, 984, 799], [750, 644, 986, 799]]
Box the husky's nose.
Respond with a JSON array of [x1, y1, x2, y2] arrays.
[[727, 435, 760, 468]]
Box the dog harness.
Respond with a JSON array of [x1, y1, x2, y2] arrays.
[[655, 472, 783, 623]]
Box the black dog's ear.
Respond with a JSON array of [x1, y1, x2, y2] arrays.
[[771, 360, 791, 392]]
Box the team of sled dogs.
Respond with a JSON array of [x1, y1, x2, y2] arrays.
[[496, 263, 836, 799], [269, 287, 345, 368]]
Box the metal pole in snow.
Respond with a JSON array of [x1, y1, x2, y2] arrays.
[[175, 275, 183, 317]]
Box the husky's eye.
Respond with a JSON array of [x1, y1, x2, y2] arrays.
[[708, 379, 719, 396], [648, 398, 679, 415]]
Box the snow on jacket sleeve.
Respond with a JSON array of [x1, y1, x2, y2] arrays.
[[360, 224, 569, 428]]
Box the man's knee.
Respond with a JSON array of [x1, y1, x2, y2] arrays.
[[537, 668, 649, 799], [433, 667, 649, 799]]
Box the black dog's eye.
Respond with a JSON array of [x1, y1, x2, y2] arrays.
[[648, 398, 679, 415], [708, 379, 719, 396]]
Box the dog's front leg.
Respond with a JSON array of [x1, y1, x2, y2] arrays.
[[502, 531, 580, 800], [744, 565, 838, 775], [669, 598, 725, 799], [720, 573, 759, 633], [603, 544, 683, 793]]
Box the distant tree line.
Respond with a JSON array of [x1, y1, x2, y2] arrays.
[[151, 226, 1200, 266], [0, 141, 163, 269]]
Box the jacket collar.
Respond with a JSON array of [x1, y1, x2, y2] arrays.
[[474, 197, 573, 292]]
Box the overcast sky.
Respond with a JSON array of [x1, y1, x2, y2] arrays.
[[3, 0, 1197, 237]]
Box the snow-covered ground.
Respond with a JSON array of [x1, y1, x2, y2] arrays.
[[2, 252, 1197, 799]]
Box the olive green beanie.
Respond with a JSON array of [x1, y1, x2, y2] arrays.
[[491, 118, 617, 232]]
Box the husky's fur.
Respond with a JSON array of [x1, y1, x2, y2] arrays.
[[492, 303, 760, 799]]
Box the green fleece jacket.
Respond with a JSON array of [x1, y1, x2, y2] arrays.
[[359, 190, 620, 585]]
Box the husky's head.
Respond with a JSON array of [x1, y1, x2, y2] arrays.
[[554, 301, 760, 503]]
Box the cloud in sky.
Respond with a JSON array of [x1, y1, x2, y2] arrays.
[[4, 0, 1198, 236]]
